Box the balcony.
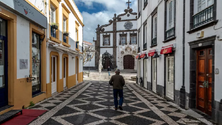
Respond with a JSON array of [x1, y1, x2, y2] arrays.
[[165, 27, 175, 40], [138, 47, 140, 53], [151, 38, 157, 46], [193, 5, 214, 28], [143, 43, 147, 50], [51, 26, 57, 38]]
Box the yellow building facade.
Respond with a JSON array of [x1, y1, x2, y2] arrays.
[[0, 0, 83, 115]]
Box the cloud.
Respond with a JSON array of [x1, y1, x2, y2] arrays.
[[77, 0, 137, 42]]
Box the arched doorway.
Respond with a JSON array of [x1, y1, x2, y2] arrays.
[[124, 55, 134, 69], [102, 51, 113, 69]]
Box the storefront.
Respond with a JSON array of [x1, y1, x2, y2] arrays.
[[0, 0, 47, 112]]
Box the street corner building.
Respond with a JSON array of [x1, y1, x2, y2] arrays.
[[136, 0, 222, 124], [0, 0, 83, 114], [94, 4, 138, 71]]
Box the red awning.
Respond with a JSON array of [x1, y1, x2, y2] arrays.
[[136, 55, 140, 59], [148, 50, 156, 57], [160, 44, 174, 54], [140, 53, 147, 58]]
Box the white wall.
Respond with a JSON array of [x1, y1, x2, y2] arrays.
[[117, 20, 137, 31], [17, 16, 30, 79]]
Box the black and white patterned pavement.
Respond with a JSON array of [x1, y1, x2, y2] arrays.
[[29, 81, 207, 125]]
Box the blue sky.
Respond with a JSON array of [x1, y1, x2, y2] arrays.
[[74, 0, 137, 43]]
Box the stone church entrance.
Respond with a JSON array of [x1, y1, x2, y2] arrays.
[[102, 51, 113, 69], [124, 55, 134, 69]]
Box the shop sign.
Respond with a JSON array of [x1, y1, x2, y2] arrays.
[[0, 0, 47, 28]]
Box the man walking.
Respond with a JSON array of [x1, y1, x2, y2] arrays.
[[107, 66, 111, 76], [109, 69, 125, 110]]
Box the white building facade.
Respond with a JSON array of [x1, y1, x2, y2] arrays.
[[95, 5, 138, 70], [137, 0, 222, 124]]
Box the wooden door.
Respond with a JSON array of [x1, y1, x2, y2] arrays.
[[51, 56, 57, 94], [104, 57, 111, 69], [196, 48, 212, 115], [124, 55, 134, 69], [76, 57, 79, 82]]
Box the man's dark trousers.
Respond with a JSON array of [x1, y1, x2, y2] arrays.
[[113, 89, 123, 108]]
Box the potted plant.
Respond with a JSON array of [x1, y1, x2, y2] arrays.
[[63, 32, 69, 36], [51, 23, 58, 30]]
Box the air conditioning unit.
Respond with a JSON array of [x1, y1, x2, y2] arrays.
[[197, 31, 204, 38]]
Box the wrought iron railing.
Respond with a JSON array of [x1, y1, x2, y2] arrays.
[[193, 5, 214, 28], [165, 27, 175, 40], [151, 37, 157, 46], [51, 26, 56, 38], [143, 43, 147, 50]]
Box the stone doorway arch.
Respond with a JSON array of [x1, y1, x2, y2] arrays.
[[123, 55, 135, 69]]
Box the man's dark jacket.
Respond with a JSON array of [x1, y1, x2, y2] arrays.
[[109, 74, 125, 89]]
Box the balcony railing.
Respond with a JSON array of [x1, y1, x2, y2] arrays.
[[76, 41, 79, 49], [143, 43, 147, 50], [138, 47, 140, 53], [151, 37, 157, 46], [51, 26, 56, 38], [165, 27, 175, 40], [193, 5, 214, 28]]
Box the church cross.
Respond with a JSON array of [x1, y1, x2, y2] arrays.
[[126, 0, 131, 8]]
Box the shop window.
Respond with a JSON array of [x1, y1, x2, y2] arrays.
[[32, 32, 41, 95]]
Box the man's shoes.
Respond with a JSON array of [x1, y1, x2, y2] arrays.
[[119, 106, 123, 110], [115, 107, 118, 111]]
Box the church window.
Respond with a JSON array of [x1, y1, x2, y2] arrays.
[[120, 34, 127, 45], [130, 33, 137, 45], [103, 35, 110, 46]]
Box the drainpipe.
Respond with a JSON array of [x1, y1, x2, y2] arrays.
[[180, 0, 186, 109]]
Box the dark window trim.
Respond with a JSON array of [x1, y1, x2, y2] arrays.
[[119, 33, 127, 45], [151, 9, 157, 47], [103, 34, 110, 46], [189, 0, 217, 32], [130, 33, 137, 45], [143, 0, 148, 10], [143, 21, 147, 50], [164, 0, 176, 41]]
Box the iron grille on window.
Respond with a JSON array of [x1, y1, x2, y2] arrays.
[[193, 5, 214, 28], [151, 38, 157, 46], [165, 27, 175, 39], [51, 26, 56, 38]]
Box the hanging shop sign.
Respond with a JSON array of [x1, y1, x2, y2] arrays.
[[140, 52, 147, 59], [0, 0, 47, 28], [148, 49, 156, 57], [160, 44, 174, 55], [136, 55, 140, 59]]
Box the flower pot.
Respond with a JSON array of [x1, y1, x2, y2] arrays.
[[63, 32, 69, 36], [51, 24, 58, 30]]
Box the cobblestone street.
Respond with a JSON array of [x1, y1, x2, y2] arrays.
[[29, 81, 208, 125]]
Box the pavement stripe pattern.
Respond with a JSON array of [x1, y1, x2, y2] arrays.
[[29, 81, 205, 125]]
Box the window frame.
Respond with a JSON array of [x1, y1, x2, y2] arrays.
[[103, 35, 110, 46], [151, 10, 157, 47], [119, 34, 127, 45], [143, 22, 147, 50], [143, 0, 148, 9], [164, 0, 176, 40], [189, 0, 216, 31], [130, 33, 137, 45]]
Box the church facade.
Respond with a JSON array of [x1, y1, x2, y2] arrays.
[[95, 4, 138, 70]]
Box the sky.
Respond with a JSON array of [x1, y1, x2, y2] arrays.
[[74, 0, 137, 43]]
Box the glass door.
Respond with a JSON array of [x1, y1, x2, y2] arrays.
[[152, 58, 157, 93], [0, 18, 8, 107], [32, 32, 41, 95]]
